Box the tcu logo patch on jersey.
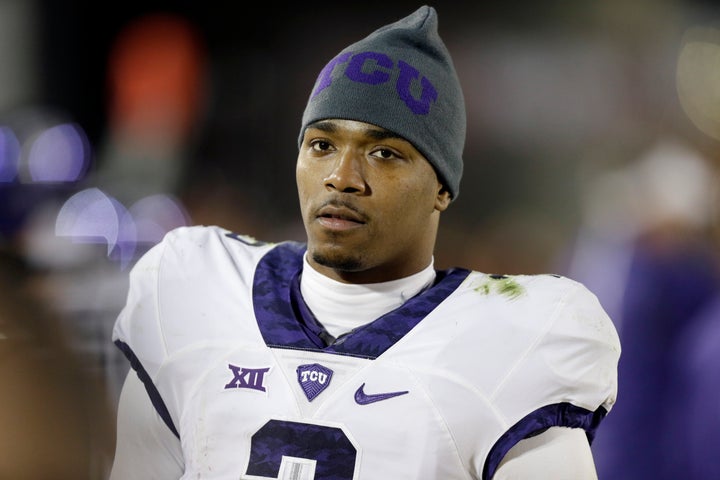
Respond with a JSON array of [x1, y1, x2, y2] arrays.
[[296, 363, 334, 401]]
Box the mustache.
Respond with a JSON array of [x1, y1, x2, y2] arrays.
[[314, 198, 368, 221]]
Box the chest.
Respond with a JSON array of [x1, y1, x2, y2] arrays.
[[171, 345, 483, 480]]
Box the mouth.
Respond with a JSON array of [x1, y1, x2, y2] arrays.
[[315, 202, 366, 231]]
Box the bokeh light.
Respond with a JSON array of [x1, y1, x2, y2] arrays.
[[0, 126, 20, 182], [128, 194, 190, 247], [27, 122, 90, 183], [55, 187, 135, 267], [677, 26, 720, 142]]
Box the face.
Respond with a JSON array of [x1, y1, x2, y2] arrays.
[[296, 119, 451, 283]]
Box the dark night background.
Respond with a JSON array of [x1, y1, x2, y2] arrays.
[[3, 1, 720, 478]]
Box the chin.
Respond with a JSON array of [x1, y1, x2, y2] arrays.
[[311, 249, 364, 272]]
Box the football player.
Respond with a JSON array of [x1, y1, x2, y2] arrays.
[[110, 5, 620, 479]]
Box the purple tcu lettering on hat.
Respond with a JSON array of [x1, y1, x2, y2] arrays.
[[311, 50, 437, 115], [297, 363, 334, 401]]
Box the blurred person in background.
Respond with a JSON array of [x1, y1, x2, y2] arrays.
[[667, 286, 720, 479], [15, 11, 213, 408], [0, 245, 115, 479], [563, 138, 720, 479], [110, 6, 619, 479], [93, 11, 208, 205], [0, 9, 217, 479]]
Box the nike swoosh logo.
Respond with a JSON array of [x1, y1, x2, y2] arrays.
[[354, 383, 409, 405]]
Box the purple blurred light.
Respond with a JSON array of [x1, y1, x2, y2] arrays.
[[0, 126, 21, 182], [28, 123, 90, 183], [129, 194, 190, 246], [55, 187, 137, 268]]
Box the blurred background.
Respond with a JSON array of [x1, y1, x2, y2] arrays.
[[2, 0, 720, 478]]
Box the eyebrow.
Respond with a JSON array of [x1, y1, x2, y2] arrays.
[[308, 121, 405, 142]]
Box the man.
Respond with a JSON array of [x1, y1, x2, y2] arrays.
[[110, 5, 620, 479]]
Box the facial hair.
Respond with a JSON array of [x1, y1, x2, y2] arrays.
[[311, 249, 363, 273]]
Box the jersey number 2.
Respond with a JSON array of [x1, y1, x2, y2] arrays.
[[244, 419, 357, 480]]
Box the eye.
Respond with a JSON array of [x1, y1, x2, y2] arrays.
[[370, 148, 401, 161], [310, 140, 334, 152]]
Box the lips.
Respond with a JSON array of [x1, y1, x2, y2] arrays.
[[315, 202, 366, 230]]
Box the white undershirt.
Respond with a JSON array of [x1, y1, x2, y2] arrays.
[[299, 254, 436, 338]]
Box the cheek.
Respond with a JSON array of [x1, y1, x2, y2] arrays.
[[296, 157, 326, 191], [296, 161, 315, 193], [376, 187, 429, 234], [295, 167, 312, 214], [394, 178, 437, 214]]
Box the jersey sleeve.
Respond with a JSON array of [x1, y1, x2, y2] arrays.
[[503, 277, 619, 424], [111, 233, 181, 436], [493, 427, 599, 480], [112, 226, 266, 380], [112, 237, 168, 382], [109, 371, 184, 479], [485, 276, 620, 479], [112, 226, 276, 440]]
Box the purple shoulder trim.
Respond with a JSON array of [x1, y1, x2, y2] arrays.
[[114, 339, 180, 438], [483, 402, 608, 480]]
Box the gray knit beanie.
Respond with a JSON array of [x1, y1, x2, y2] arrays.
[[298, 5, 466, 200]]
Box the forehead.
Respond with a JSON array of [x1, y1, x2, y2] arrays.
[[305, 119, 408, 143]]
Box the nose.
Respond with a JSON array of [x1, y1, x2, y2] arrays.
[[324, 150, 367, 193]]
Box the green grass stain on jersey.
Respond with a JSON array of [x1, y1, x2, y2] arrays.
[[474, 274, 524, 299]]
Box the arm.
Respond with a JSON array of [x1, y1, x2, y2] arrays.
[[493, 427, 598, 480], [110, 371, 184, 479]]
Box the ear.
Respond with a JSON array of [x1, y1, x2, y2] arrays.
[[435, 185, 452, 212]]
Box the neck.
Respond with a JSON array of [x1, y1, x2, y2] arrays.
[[307, 254, 436, 284], [300, 254, 436, 338]]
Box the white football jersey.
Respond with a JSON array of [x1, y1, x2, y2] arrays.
[[112, 225, 620, 480]]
